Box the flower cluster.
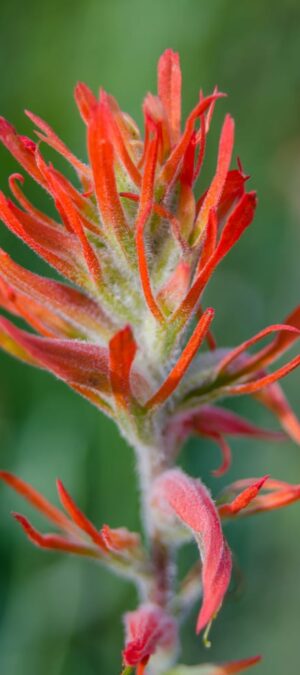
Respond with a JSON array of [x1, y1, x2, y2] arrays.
[[0, 49, 299, 673]]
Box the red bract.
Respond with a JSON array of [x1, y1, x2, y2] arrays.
[[165, 404, 285, 476], [0, 471, 145, 576], [123, 603, 178, 670], [219, 476, 300, 518], [151, 469, 232, 634], [0, 48, 299, 673]]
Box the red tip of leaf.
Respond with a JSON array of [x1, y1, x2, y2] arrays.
[[56, 480, 107, 551], [0, 470, 72, 531], [192, 114, 235, 246], [75, 82, 97, 123], [12, 512, 96, 556], [219, 476, 269, 518], [223, 655, 262, 673], [158, 49, 182, 145]]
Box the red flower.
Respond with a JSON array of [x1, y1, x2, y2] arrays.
[[0, 48, 299, 673], [0, 49, 298, 440], [123, 603, 178, 671]]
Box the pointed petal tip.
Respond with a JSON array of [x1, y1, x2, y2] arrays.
[[224, 655, 262, 673], [0, 116, 14, 136]]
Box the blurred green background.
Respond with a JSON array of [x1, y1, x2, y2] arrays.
[[0, 1, 300, 673]]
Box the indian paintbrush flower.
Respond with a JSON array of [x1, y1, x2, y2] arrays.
[[0, 48, 299, 673]]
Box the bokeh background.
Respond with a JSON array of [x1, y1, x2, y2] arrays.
[[0, 1, 300, 673]]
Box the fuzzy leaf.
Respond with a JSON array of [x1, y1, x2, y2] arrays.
[[151, 469, 231, 633]]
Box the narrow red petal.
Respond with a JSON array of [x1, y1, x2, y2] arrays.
[[0, 471, 72, 531], [210, 434, 232, 477], [120, 191, 188, 252], [9, 173, 57, 227], [0, 117, 44, 186], [160, 93, 225, 190], [135, 127, 165, 322], [255, 382, 300, 444], [224, 355, 300, 395], [56, 480, 107, 551], [219, 476, 268, 518], [223, 656, 262, 673], [109, 326, 137, 407], [146, 308, 214, 408], [217, 321, 300, 376], [193, 109, 206, 183], [100, 91, 141, 187], [197, 208, 218, 269], [25, 110, 90, 179], [175, 192, 257, 324], [158, 49, 182, 145], [74, 82, 97, 123], [191, 114, 235, 247], [219, 476, 300, 517], [13, 513, 97, 557], [189, 404, 286, 439], [87, 111, 132, 255], [45, 168, 101, 283], [249, 487, 300, 513]]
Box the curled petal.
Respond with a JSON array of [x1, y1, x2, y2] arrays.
[[151, 468, 231, 633], [13, 513, 98, 557], [0, 117, 44, 186], [187, 404, 284, 439], [44, 168, 101, 283], [25, 110, 90, 179], [217, 314, 300, 376], [101, 524, 140, 553], [123, 603, 178, 667]]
